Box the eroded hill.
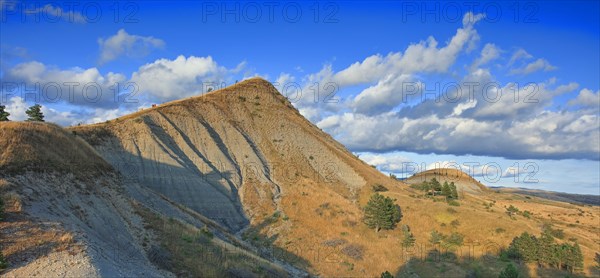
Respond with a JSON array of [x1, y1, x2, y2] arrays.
[[1, 79, 599, 277], [0, 121, 301, 277]]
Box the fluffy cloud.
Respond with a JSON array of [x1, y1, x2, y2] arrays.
[[1, 96, 140, 126], [98, 29, 165, 64], [130, 55, 241, 101], [317, 107, 599, 160], [350, 74, 417, 115], [470, 43, 500, 70], [292, 12, 597, 160], [507, 49, 533, 67], [2, 96, 76, 126], [450, 100, 477, 117], [359, 152, 412, 173], [509, 58, 557, 75], [333, 12, 484, 88], [2, 61, 127, 108], [568, 88, 600, 108]]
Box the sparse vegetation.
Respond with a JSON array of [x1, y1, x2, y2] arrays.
[[0, 248, 7, 272], [401, 225, 416, 247], [445, 231, 464, 247], [372, 184, 388, 192], [429, 230, 444, 245], [542, 223, 565, 239], [498, 263, 519, 278], [135, 205, 284, 277], [505, 205, 519, 217], [506, 230, 583, 273], [447, 200, 460, 206], [381, 270, 394, 278], [341, 244, 364, 260], [363, 193, 402, 232], [0, 196, 4, 221], [411, 178, 459, 200]]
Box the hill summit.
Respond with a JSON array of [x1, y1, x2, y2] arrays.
[[404, 168, 488, 195]]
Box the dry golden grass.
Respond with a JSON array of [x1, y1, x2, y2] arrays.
[[134, 204, 288, 277], [62, 78, 599, 277], [0, 122, 112, 177], [0, 189, 82, 268]]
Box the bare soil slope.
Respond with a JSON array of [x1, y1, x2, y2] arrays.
[[71, 78, 388, 231], [0, 122, 298, 277], [66, 78, 599, 277]]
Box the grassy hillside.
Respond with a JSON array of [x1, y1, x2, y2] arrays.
[[69, 78, 599, 277], [2, 79, 598, 277], [0, 121, 112, 177]]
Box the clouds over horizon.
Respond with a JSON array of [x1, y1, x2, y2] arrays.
[[0, 12, 598, 162], [293, 13, 599, 161]]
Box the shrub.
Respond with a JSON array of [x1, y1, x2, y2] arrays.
[[541, 223, 565, 239], [445, 232, 464, 246], [372, 184, 388, 192], [381, 271, 394, 278], [495, 227, 506, 234], [322, 238, 347, 247], [0, 197, 4, 221], [450, 219, 460, 228], [506, 205, 519, 217], [498, 263, 519, 278], [429, 230, 445, 245], [401, 225, 416, 247], [0, 250, 7, 272], [448, 200, 460, 206], [341, 244, 364, 260], [199, 227, 213, 239]]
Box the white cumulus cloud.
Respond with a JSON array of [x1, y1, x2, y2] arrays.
[[98, 29, 165, 64]]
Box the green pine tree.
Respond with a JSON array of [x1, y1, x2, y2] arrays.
[[507, 232, 538, 262], [563, 242, 583, 273], [498, 263, 519, 278], [363, 193, 402, 232], [401, 225, 416, 247], [442, 181, 452, 197], [429, 230, 444, 246], [450, 182, 458, 199], [430, 178, 441, 192], [0, 105, 9, 121], [538, 230, 557, 266], [26, 104, 44, 122]]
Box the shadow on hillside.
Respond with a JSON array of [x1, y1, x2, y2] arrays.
[[241, 216, 312, 272], [84, 115, 251, 231], [75, 115, 314, 272], [0, 209, 80, 271], [394, 248, 588, 278]]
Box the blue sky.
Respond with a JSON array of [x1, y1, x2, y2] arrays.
[[1, 1, 599, 194]]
